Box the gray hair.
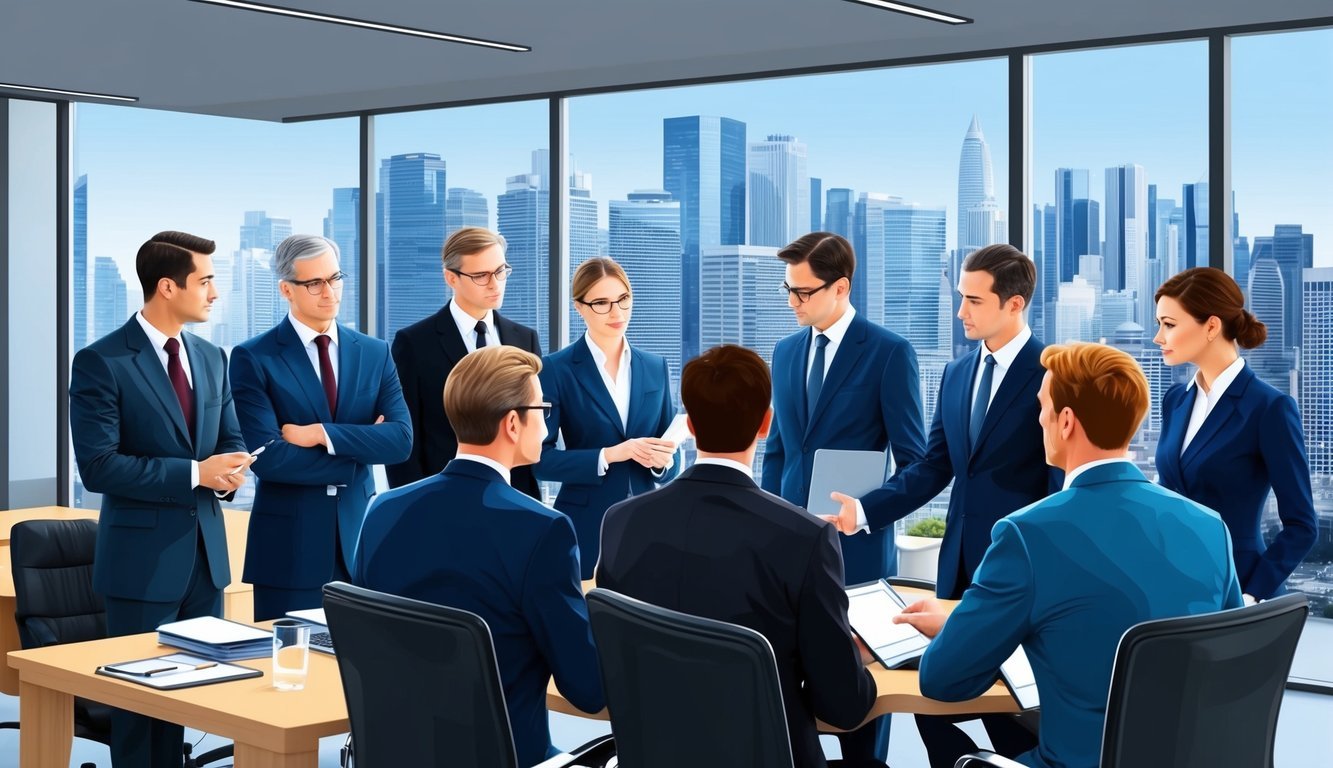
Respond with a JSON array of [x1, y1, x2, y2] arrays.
[[274, 234, 340, 282], [442, 227, 506, 272]]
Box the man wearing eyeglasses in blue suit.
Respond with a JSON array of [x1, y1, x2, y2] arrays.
[[762, 231, 927, 763]]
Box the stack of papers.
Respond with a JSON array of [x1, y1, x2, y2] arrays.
[[157, 616, 271, 661]]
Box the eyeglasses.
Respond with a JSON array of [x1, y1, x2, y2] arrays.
[[288, 272, 346, 295], [780, 279, 835, 304], [576, 295, 633, 314], [449, 264, 513, 286], [512, 402, 552, 419]]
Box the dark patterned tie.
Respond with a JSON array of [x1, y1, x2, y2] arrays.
[[163, 338, 194, 437], [315, 334, 337, 416], [807, 333, 830, 420], [474, 319, 488, 351], [969, 353, 997, 452]]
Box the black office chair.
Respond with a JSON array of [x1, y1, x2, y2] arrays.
[[321, 581, 614, 768], [586, 587, 797, 768], [955, 593, 1309, 768]]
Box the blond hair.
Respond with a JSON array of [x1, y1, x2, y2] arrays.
[[571, 258, 632, 302], [1040, 343, 1149, 450], [444, 346, 542, 444], [442, 227, 506, 271]]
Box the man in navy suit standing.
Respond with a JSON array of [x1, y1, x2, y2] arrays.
[[230, 234, 412, 621], [825, 244, 1054, 766], [762, 231, 926, 762], [354, 346, 604, 767], [71, 231, 251, 768]]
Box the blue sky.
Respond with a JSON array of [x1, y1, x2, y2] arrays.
[[78, 27, 1333, 289]]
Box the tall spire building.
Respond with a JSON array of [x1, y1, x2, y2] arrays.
[[957, 115, 996, 253]]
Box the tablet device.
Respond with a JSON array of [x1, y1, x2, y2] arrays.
[[807, 449, 889, 516], [999, 645, 1040, 710], [844, 579, 931, 669]]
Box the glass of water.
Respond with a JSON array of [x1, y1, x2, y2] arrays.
[[272, 619, 311, 691]]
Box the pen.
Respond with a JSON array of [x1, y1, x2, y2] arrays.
[[228, 440, 275, 475], [145, 661, 218, 676]]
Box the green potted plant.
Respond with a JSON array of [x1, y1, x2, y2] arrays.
[[897, 516, 945, 581]]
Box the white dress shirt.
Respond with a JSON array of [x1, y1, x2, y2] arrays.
[[1062, 457, 1133, 490], [449, 299, 499, 354], [805, 305, 857, 382], [287, 313, 339, 458], [694, 456, 754, 480], [585, 334, 673, 478], [1181, 356, 1246, 455], [454, 453, 512, 486], [135, 312, 215, 494]]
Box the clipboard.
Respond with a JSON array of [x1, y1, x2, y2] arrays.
[[844, 579, 931, 669], [999, 645, 1040, 710], [97, 652, 263, 690]]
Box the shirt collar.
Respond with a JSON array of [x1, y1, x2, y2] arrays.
[[813, 304, 857, 345], [694, 457, 755, 479], [448, 299, 496, 339], [288, 312, 339, 348], [980, 324, 1032, 369], [584, 332, 631, 369], [453, 453, 512, 486], [1062, 456, 1133, 490], [135, 311, 182, 353], [1185, 355, 1245, 399]]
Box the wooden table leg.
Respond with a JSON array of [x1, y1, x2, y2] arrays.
[[234, 741, 318, 768], [18, 681, 72, 768]]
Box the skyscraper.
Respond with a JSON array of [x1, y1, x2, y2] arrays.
[[74, 174, 88, 349], [1181, 182, 1208, 271], [748, 134, 809, 248], [663, 115, 746, 362], [1054, 168, 1091, 283], [1056, 277, 1096, 343], [1246, 255, 1288, 395], [497, 171, 548, 344], [1104, 164, 1148, 323], [92, 256, 127, 344], [239, 211, 293, 253], [881, 201, 948, 352], [323, 187, 360, 328], [379, 153, 446, 342], [824, 188, 861, 308], [1272, 224, 1313, 348], [567, 170, 600, 343], [609, 190, 682, 384], [1303, 267, 1333, 477], [699, 245, 789, 364], [957, 115, 995, 253], [809, 177, 822, 232], [444, 187, 489, 240]]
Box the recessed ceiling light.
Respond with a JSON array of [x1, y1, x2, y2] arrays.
[[0, 82, 138, 103], [189, 0, 531, 52], [841, 0, 972, 25]]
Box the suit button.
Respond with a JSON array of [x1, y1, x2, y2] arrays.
[[190, 510, 197, 517]]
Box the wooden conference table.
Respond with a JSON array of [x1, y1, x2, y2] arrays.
[[0, 505, 254, 696]]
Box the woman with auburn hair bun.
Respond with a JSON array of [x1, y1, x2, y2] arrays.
[[1152, 267, 1316, 602]]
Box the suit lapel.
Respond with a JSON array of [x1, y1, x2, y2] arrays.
[[970, 336, 1042, 460], [785, 335, 809, 437], [184, 334, 214, 449], [1179, 366, 1251, 474], [807, 316, 867, 433], [570, 340, 626, 436], [1156, 386, 1192, 487], [125, 320, 193, 446], [626, 348, 654, 437], [435, 304, 469, 368], [335, 329, 360, 422], [276, 320, 334, 422]]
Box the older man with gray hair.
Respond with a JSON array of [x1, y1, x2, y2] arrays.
[[230, 233, 412, 620]]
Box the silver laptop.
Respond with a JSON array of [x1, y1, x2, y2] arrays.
[[285, 608, 335, 655]]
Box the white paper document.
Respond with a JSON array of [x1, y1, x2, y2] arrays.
[[845, 580, 931, 668], [659, 413, 691, 446]]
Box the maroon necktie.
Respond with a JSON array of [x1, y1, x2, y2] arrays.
[[163, 337, 194, 436], [315, 334, 337, 416]]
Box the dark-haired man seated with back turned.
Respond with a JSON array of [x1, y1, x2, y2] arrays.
[[598, 345, 884, 768], [893, 343, 1243, 768]]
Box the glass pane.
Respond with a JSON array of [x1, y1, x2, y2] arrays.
[[72, 106, 358, 508]]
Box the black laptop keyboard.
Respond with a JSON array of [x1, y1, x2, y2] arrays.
[[311, 630, 335, 653]]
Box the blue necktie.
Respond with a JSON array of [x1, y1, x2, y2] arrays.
[[807, 333, 830, 420], [969, 353, 996, 451]]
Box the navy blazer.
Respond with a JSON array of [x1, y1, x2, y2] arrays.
[[71, 317, 245, 603], [535, 339, 680, 579], [920, 462, 1243, 768], [386, 303, 542, 496], [1156, 364, 1317, 600], [598, 464, 877, 768], [230, 319, 412, 593], [761, 311, 926, 584], [860, 333, 1061, 598], [353, 460, 605, 767]]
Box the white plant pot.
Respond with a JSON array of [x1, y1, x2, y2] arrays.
[[896, 535, 943, 582]]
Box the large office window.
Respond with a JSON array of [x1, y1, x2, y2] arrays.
[[567, 60, 1009, 510], [71, 105, 358, 508], [373, 102, 549, 345]]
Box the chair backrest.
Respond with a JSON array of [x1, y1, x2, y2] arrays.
[[10, 518, 105, 649], [586, 588, 795, 768], [322, 581, 518, 768], [1101, 593, 1308, 768]]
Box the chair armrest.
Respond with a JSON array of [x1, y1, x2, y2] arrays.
[[534, 735, 616, 768], [955, 750, 1030, 768]]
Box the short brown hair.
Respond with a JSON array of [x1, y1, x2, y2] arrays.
[[681, 346, 771, 453], [778, 232, 856, 286], [442, 227, 507, 272], [136, 230, 215, 302], [1040, 343, 1148, 450], [1154, 267, 1267, 349], [571, 257, 632, 302], [962, 244, 1036, 308], [444, 346, 542, 444]]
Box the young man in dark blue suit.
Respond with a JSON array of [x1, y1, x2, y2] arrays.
[[354, 346, 604, 767], [230, 234, 412, 621], [826, 244, 1055, 766], [762, 232, 926, 762], [599, 345, 882, 768], [71, 231, 252, 768], [895, 343, 1243, 768]]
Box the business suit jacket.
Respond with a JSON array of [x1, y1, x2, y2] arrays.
[[1156, 364, 1317, 600], [919, 462, 1243, 768], [762, 311, 927, 584], [598, 463, 877, 768], [861, 334, 1060, 598], [535, 339, 680, 578], [70, 317, 245, 603], [385, 303, 542, 497], [353, 460, 605, 767], [229, 319, 412, 593]]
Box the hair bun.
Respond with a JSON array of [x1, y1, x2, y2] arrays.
[[1235, 309, 1267, 349]]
